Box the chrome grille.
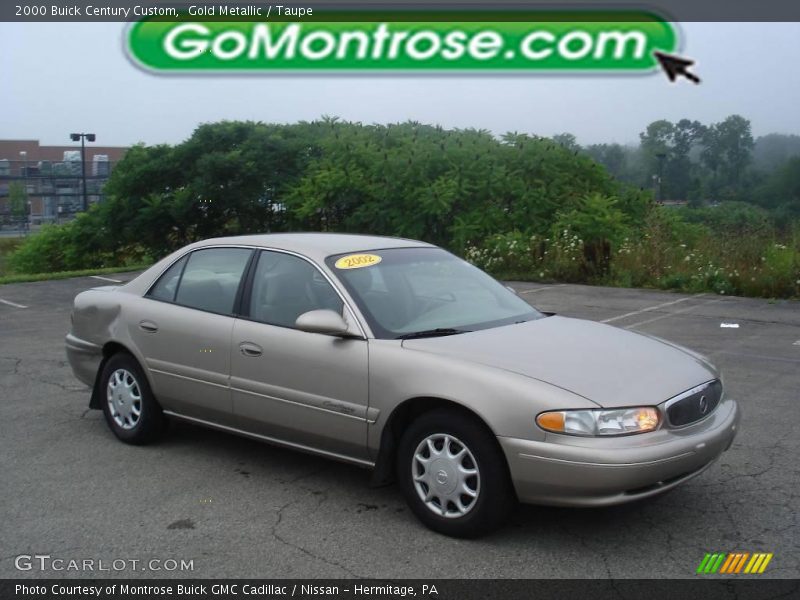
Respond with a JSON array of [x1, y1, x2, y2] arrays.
[[665, 380, 722, 427]]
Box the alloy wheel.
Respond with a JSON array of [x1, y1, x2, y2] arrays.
[[106, 368, 142, 430], [412, 433, 480, 518]]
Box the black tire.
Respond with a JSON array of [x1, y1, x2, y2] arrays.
[[396, 408, 515, 537], [100, 352, 166, 445]]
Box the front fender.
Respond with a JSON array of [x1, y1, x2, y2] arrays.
[[366, 339, 594, 457]]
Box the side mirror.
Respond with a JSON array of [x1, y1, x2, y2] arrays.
[[295, 309, 354, 337]]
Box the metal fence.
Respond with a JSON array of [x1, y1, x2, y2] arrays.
[[0, 159, 118, 228]]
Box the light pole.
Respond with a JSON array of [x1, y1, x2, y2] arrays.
[[19, 151, 29, 230], [70, 132, 95, 212], [655, 152, 667, 202]]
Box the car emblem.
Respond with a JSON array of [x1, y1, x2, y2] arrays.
[[436, 470, 448, 485], [699, 395, 708, 414]]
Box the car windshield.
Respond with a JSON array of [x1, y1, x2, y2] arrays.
[[327, 247, 542, 339]]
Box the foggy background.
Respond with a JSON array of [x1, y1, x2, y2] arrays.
[[2, 21, 799, 146]]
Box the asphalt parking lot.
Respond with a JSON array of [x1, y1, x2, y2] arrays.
[[1, 273, 798, 579]]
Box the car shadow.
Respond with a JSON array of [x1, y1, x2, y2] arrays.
[[156, 419, 691, 543], [161, 418, 375, 485]]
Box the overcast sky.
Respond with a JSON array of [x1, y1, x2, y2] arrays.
[[2, 21, 799, 147]]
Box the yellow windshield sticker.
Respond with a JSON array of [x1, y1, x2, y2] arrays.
[[335, 254, 382, 270]]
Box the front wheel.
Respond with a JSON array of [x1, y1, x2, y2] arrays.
[[100, 352, 166, 445], [396, 409, 515, 537]]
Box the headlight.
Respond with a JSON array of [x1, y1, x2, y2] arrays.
[[536, 407, 660, 436]]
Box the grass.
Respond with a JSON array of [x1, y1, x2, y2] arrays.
[[0, 264, 151, 285]]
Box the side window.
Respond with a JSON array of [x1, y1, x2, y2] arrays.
[[147, 255, 187, 302], [173, 248, 252, 315], [249, 250, 343, 328]]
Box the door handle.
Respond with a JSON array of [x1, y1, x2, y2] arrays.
[[139, 320, 158, 333], [239, 342, 263, 357]]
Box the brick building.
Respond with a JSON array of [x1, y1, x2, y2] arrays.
[[0, 139, 128, 224]]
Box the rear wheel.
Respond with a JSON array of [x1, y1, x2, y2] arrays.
[[397, 409, 515, 537], [100, 353, 166, 445]]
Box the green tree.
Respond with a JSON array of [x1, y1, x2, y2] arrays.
[[584, 143, 627, 179], [8, 119, 646, 272], [639, 120, 673, 199], [551, 133, 581, 152], [8, 182, 28, 220], [98, 120, 323, 257], [639, 119, 706, 201], [666, 119, 706, 201], [701, 114, 755, 198], [753, 133, 800, 172], [757, 156, 800, 220]]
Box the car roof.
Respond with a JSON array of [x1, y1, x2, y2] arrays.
[[122, 233, 437, 297], [192, 232, 435, 261]]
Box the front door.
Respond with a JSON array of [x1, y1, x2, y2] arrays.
[[230, 250, 370, 461]]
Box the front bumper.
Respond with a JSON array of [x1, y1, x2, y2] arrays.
[[499, 398, 739, 507], [65, 333, 103, 387]]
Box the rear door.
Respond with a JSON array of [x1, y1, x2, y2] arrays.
[[129, 247, 253, 426], [230, 249, 371, 462]]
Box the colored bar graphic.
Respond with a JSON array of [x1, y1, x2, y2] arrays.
[[758, 553, 773, 573], [720, 553, 736, 574], [704, 553, 718, 573], [744, 554, 759, 573], [698, 552, 773, 575], [697, 553, 712, 574], [751, 554, 766, 573], [711, 553, 726, 573], [734, 553, 750, 573]]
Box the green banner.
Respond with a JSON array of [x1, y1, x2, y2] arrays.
[[127, 15, 679, 73]]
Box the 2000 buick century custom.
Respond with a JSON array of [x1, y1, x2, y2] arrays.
[[66, 233, 739, 536]]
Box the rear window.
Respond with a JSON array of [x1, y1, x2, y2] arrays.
[[147, 255, 187, 302], [174, 248, 252, 315]]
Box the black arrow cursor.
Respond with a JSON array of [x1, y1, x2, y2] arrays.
[[653, 51, 701, 84]]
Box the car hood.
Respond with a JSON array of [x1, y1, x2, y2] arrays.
[[401, 315, 717, 408]]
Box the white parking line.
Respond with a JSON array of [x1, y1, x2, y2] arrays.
[[601, 294, 705, 324], [0, 298, 28, 309], [518, 285, 562, 294], [624, 298, 722, 329], [717, 350, 800, 365], [89, 275, 123, 283]]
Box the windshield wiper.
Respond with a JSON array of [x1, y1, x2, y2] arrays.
[[396, 328, 471, 340]]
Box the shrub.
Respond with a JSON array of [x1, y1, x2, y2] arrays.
[[552, 193, 631, 278], [7, 214, 151, 275], [8, 223, 76, 274], [5, 120, 799, 298]]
